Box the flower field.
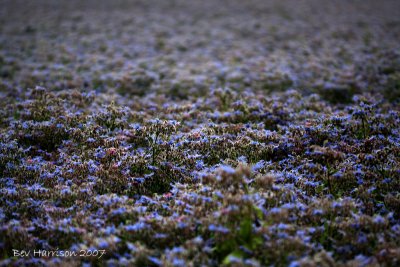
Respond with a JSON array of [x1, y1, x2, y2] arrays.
[[0, 0, 400, 266]]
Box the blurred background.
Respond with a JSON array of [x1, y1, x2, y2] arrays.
[[1, 0, 399, 102]]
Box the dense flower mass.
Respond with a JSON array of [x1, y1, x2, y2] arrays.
[[1, 0, 400, 266]]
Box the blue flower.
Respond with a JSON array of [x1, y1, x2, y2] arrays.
[[373, 215, 385, 225], [208, 224, 230, 234], [354, 255, 371, 266], [312, 209, 324, 216], [154, 233, 168, 239], [270, 207, 281, 214], [97, 239, 109, 249], [94, 147, 106, 159], [148, 256, 161, 265], [277, 223, 289, 230], [252, 160, 265, 172], [219, 165, 235, 174], [237, 155, 247, 163], [177, 222, 187, 229], [111, 207, 126, 215], [131, 123, 142, 131], [60, 188, 71, 195], [87, 137, 96, 143], [357, 233, 368, 244], [104, 226, 116, 235], [288, 261, 300, 267], [195, 160, 205, 170], [125, 222, 150, 231], [171, 247, 185, 253], [172, 258, 186, 267]]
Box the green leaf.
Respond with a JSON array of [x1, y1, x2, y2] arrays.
[[238, 218, 252, 242], [253, 205, 263, 219], [222, 250, 244, 265], [251, 236, 263, 249]]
